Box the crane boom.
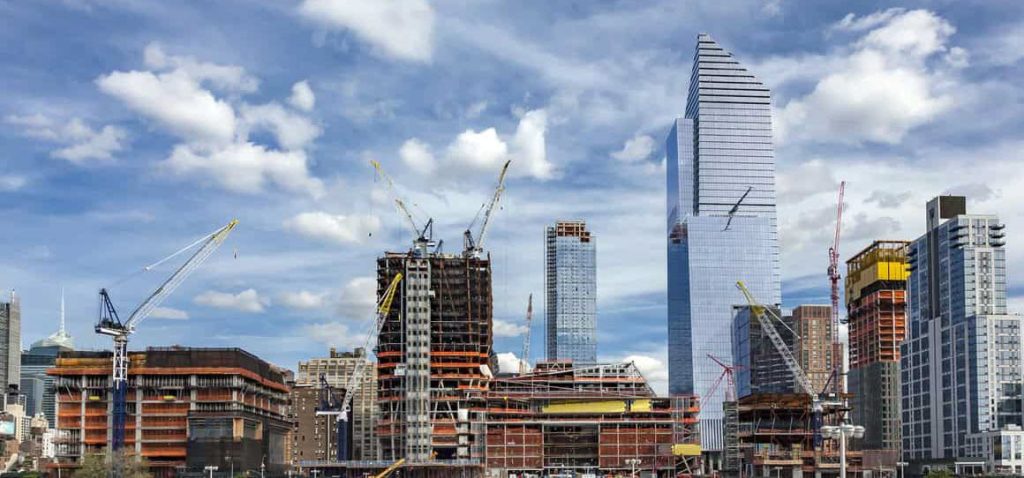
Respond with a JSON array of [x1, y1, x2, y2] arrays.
[[464, 160, 511, 257], [736, 281, 816, 397], [519, 293, 533, 375], [339, 273, 403, 416]]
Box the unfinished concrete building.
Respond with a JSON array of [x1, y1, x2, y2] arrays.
[[293, 347, 378, 462], [376, 251, 495, 463], [485, 361, 702, 477], [846, 241, 909, 471], [49, 347, 290, 477], [737, 394, 863, 477]]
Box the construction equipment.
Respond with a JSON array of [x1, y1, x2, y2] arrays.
[[371, 160, 435, 254], [723, 185, 753, 231], [316, 273, 403, 460], [95, 219, 238, 453], [828, 181, 846, 395], [463, 159, 511, 258], [704, 354, 739, 402], [736, 281, 842, 448], [519, 293, 533, 375], [373, 458, 406, 478]]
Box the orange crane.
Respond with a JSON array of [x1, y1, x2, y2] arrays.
[[519, 294, 533, 375], [828, 181, 846, 394]]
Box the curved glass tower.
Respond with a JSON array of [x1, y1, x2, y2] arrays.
[[666, 33, 781, 453]]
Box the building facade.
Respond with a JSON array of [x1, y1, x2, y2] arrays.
[[545, 220, 597, 364], [22, 297, 75, 428], [293, 347, 378, 462], [901, 196, 1022, 465], [49, 347, 290, 477], [732, 306, 794, 398], [0, 292, 21, 396], [376, 251, 494, 463], [846, 240, 909, 457], [791, 305, 834, 394], [666, 33, 780, 453]]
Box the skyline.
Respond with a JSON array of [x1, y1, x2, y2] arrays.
[[3, 1, 1024, 396]]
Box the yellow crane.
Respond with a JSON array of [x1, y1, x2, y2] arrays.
[[373, 458, 406, 478]]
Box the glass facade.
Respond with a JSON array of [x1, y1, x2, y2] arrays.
[[666, 34, 780, 452], [545, 221, 597, 364]]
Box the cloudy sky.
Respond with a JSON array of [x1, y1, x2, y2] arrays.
[[2, 0, 1023, 394]]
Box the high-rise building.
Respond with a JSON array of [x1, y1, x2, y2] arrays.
[[545, 220, 597, 364], [293, 347, 378, 461], [376, 251, 494, 462], [0, 291, 21, 396], [666, 33, 780, 454], [791, 305, 834, 394], [21, 290, 75, 427], [731, 305, 794, 398], [901, 196, 1023, 472], [846, 240, 909, 459]]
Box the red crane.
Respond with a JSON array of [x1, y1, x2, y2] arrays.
[[705, 354, 741, 402], [828, 181, 846, 393]]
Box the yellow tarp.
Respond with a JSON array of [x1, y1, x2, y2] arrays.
[[630, 399, 651, 412], [846, 260, 908, 301], [673, 444, 701, 456], [542, 400, 626, 414]]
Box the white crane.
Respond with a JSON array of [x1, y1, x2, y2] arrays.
[[463, 160, 511, 258], [370, 160, 435, 254], [316, 273, 403, 460], [95, 219, 238, 453], [519, 293, 533, 375]]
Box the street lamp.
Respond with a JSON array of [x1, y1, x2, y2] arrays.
[[204, 466, 219, 478], [625, 458, 641, 477], [821, 424, 865, 478]]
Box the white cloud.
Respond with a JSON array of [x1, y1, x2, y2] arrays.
[[284, 211, 381, 245], [509, 109, 553, 179], [165, 142, 324, 196], [151, 306, 189, 320], [777, 159, 838, 202], [142, 43, 258, 93], [446, 127, 508, 171], [338, 276, 377, 319], [496, 352, 528, 374], [493, 318, 528, 338], [240, 102, 322, 150], [6, 115, 127, 163], [0, 176, 27, 192], [279, 290, 327, 310], [289, 80, 316, 112], [611, 134, 655, 162], [777, 9, 959, 144], [298, 0, 435, 63], [622, 353, 668, 396], [399, 138, 436, 175], [194, 288, 267, 313], [303, 322, 363, 350], [465, 100, 488, 119]]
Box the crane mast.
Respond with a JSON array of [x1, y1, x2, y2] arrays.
[[463, 160, 511, 258], [519, 293, 533, 375], [371, 160, 435, 254], [95, 219, 237, 456], [828, 181, 846, 395]]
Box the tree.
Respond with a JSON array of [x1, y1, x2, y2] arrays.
[[74, 450, 152, 478]]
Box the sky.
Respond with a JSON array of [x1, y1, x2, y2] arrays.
[[2, 0, 1023, 395]]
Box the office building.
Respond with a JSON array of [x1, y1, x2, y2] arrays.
[[791, 305, 834, 394], [21, 292, 75, 427], [901, 196, 1023, 471], [846, 240, 909, 463], [50, 347, 291, 477], [0, 291, 21, 396], [545, 220, 597, 364], [292, 347, 378, 462], [732, 305, 794, 398], [666, 33, 780, 455], [376, 250, 494, 462]]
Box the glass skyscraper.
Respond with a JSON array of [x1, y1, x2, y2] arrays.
[[545, 220, 597, 364], [666, 34, 780, 452]]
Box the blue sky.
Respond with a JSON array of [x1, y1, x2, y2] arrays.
[[2, 0, 1023, 393]]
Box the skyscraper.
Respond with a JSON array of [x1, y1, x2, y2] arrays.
[[901, 196, 1023, 471], [545, 220, 597, 364], [0, 291, 21, 396], [666, 33, 780, 453], [792, 305, 835, 394]]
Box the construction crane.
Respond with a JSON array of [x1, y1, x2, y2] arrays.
[[736, 281, 842, 448], [463, 159, 511, 258], [373, 458, 406, 478], [316, 273, 403, 461], [828, 181, 846, 395], [519, 293, 533, 375], [95, 219, 238, 453], [371, 160, 435, 254], [704, 354, 739, 402]]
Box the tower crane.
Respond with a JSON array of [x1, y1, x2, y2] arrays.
[[519, 293, 533, 375], [463, 160, 511, 258], [95, 219, 238, 452], [370, 160, 435, 254], [316, 273, 403, 461], [736, 281, 843, 449], [828, 181, 846, 394], [704, 354, 739, 402]]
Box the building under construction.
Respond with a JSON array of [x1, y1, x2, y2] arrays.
[[48, 347, 290, 477], [484, 361, 702, 477], [737, 393, 863, 477], [376, 250, 496, 463], [846, 240, 909, 472]]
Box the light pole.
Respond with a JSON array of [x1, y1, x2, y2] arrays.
[[821, 424, 865, 478], [204, 466, 219, 478], [897, 461, 908, 478], [625, 458, 641, 477]]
